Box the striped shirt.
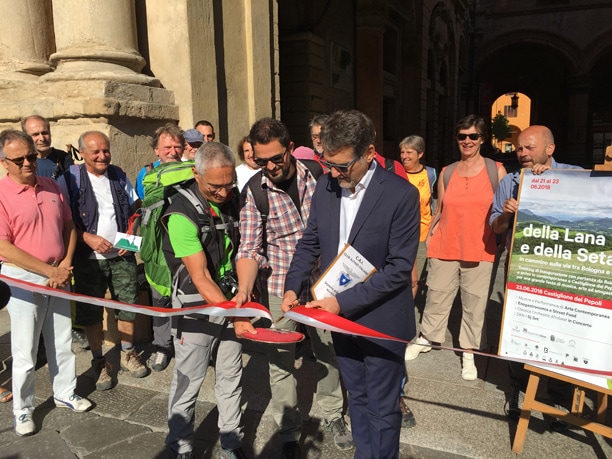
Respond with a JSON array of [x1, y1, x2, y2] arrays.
[[236, 160, 318, 299]]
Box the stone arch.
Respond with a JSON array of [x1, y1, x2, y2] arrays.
[[582, 29, 612, 72], [474, 30, 582, 76]]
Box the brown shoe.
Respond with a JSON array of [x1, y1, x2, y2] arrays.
[[120, 350, 147, 378], [400, 396, 416, 428], [92, 357, 112, 391]]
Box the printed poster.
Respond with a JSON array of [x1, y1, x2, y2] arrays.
[[499, 170, 612, 389]]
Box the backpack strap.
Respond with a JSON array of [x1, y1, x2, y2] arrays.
[[425, 166, 437, 194], [64, 164, 82, 208], [246, 171, 269, 257], [299, 159, 324, 180], [442, 158, 499, 193], [431, 159, 500, 240]]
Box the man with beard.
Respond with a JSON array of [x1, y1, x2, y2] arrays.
[[232, 118, 352, 457], [282, 110, 420, 458]]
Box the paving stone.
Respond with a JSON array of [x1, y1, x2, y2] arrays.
[[0, 429, 76, 459], [61, 416, 151, 456]]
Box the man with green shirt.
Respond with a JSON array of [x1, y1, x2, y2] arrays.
[[161, 142, 246, 459]]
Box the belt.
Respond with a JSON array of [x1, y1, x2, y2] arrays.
[[1, 260, 58, 269]]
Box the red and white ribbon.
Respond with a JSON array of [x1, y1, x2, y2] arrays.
[[285, 305, 612, 377], [0, 274, 272, 321]]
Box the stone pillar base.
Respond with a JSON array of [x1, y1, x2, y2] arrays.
[[0, 78, 179, 180]]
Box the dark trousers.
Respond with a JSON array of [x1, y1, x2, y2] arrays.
[[333, 333, 405, 459], [508, 361, 572, 403]]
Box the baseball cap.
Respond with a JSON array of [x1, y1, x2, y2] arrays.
[[184, 129, 204, 144]]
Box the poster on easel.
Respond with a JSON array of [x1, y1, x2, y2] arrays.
[[499, 169, 612, 389]]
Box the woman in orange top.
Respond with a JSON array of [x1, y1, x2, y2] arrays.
[[404, 115, 506, 381]]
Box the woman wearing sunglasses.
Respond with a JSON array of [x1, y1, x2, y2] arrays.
[[405, 115, 506, 381]]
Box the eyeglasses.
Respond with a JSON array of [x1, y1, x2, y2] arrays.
[[253, 149, 288, 167], [319, 156, 359, 172], [456, 133, 481, 141], [4, 153, 38, 168], [205, 181, 237, 194]]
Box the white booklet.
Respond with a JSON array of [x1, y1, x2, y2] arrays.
[[311, 243, 376, 300], [113, 232, 142, 252]]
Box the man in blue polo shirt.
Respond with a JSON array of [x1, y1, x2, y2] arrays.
[[490, 124, 582, 429]]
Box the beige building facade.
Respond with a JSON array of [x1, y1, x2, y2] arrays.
[[0, 0, 278, 180], [1, 0, 611, 178]]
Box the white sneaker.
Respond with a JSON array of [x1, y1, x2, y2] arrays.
[[14, 413, 36, 436], [54, 393, 93, 412], [405, 336, 431, 361], [461, 352, 478, 380]]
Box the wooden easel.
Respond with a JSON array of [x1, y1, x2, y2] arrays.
[[512, 364, 612, 453]]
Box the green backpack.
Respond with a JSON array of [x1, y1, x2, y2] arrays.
[[139, 161, 201, 298]]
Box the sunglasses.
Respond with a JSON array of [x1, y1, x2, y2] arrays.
[[456, 133, 481, 141], [253, 149, 287, 167], [319, 156, 359, 172], [4, 153, 38, 168]]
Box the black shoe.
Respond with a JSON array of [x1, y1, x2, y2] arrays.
[[221, 446, 248, 459], [280, 441, 300, 459], [151, 349, 170, 372], [174, 451, 193, 459], [506, 388, 521, 421], [550, 404, 570, 432], [325, 417, 354, 451], [72, 328, 90, 350], [399, 396, 416, 428]]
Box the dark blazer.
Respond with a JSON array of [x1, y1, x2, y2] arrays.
[[285, 163, 420, 342]]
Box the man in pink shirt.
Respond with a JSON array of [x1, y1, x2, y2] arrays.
[[0, 130, 92, 437]]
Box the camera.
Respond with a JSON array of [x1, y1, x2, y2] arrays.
[[218, 272, 239, 296]]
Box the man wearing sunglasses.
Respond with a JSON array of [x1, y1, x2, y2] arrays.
[[282, 110, 420, 459], [0, 130, 92, 437], [232, 118, 352, 457]]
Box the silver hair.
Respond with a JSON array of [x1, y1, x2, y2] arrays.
[[78, 131, 111, 151], [399, 135, 425, 153], [194, 142, 236, 175]]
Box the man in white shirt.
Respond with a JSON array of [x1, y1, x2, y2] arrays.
[[58, 131, 146, 391]]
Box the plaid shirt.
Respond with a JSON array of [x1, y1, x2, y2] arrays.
[[236, 160, 318, 299]]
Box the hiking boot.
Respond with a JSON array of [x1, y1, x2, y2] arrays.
[[72, 328, 90, 350], [404, 336, 431, 361], [14, 413, 36, 437], [92, 357, 113, 391], [151, 349, 170, 372], [54, 393, 93, 412], [399, 396, 416, 428], [121, 349, 147, 378], [461, 352, 478, 381], [280, 441, 300, 459], [220, 446, 248, 459], [325, 417, 354, 451]]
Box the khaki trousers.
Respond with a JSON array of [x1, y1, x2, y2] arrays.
[[420, 258, 493, 350]]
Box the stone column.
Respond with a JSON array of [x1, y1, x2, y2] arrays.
[[44, 0, 156, 85], [0, 0, 54, 80]]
